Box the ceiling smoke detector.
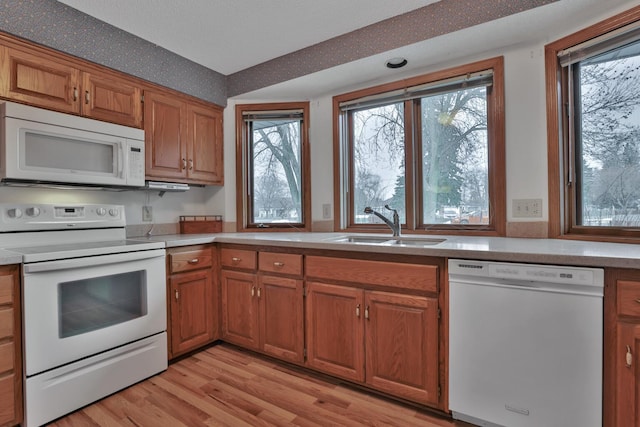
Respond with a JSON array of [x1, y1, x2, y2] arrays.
[[386, 57, 408, 69]]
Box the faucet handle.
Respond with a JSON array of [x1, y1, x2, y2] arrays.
[[384, 204, 397, 214]]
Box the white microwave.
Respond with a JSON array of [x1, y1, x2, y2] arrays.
[[0, 101, 145, 187]]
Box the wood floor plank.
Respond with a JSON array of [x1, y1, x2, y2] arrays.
[[49, 344, 461, 427]]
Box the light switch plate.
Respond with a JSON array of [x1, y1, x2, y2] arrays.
[[512, 199, 542, 218], [322, 203, 331, 219]]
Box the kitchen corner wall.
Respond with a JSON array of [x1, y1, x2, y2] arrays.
[[0, 0, 226, 106]]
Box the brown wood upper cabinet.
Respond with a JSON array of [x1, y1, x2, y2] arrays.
[[0, 265, 22, 427], [144, 90, 223, 185], [0, 46, 142, 127]]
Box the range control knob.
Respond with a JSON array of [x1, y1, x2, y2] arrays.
[[96, 207, 107, 216], [7, 208, 22, 218], [109, 208, 119, 217], [25, 207, 41, 217]]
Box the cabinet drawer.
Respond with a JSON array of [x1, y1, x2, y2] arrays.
[[259, 252, 302, 276], [617, 280, 640, 317], [221, 248, 257, 270], [306, 256, 438, 293], [0, 342, 13, 374], [0, 373, 15, 425], [0, 274, 12, 306], [169, 249, 212, 274], [0, 308, 12, 341]]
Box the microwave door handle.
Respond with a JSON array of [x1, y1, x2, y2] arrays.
[[117, 143, 125, 178]]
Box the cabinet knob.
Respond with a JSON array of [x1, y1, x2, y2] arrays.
[[232, 257, 241, 263], [188, 258, 199, 264], [73, 87, 78, 101], [627, 345, 633, 368], [365, 306, 370, 320], [356, 304, 360, 317], [85, 90, 90, 104], [182, 158, 187, 170], [175, 289, 179, 300], [188, 159, 193, 170], [273, 261, 285, 267], [251, 287, 255, 297], [257, 288, 261, 298]]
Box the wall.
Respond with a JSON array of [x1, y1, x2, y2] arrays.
[[223, 3, 632, 236]]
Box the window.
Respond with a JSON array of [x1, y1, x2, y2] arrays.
[[546, 7, 640, 239], [334, 57, 505, 234], [236, 103, 311, 231]]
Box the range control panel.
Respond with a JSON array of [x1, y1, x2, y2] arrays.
[[0, 203, 125, 232]]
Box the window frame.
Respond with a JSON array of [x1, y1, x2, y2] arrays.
[[333, 57, 506, 235], [235, 102, 311, 232], [545, 5, 640, 241]]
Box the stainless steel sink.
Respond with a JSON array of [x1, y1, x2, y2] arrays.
[[330, 235, 445, 246], [392, 237, 446, 246]]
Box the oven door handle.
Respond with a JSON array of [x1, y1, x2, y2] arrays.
[[23, 249, 166, 274]]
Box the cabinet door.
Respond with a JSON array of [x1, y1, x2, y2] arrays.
[[169, 269, 215, 357], [0, 266, 20, 427], [143, 90, 188, 180], [305, 282, 364, 382], [258, 275, 304, 363], [365, 291, 439, 405], [187, 103, 223, 184], [616, 322, 640, 426], [0, 46, 80, 113], [82, 72, 142, 127], [221, 270, 259, 349]]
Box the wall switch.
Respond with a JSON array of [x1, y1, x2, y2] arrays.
[[322, 203, 332, 219], [142, 205, 153, 222], [512, 199, 542, 218]]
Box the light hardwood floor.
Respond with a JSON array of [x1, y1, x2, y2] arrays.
[[49, 344, 466, 426]]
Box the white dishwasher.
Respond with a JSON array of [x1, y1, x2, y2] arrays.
[[448, 259, 603, 427]]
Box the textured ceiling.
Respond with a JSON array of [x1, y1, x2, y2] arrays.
[[56, 0, 438, 75]]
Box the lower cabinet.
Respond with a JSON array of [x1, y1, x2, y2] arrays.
[[0, 265, 21, 427], [221, 248, 304, 363], [305, 281, 439, 406], [167, 246, 218, 358], [607, 268, 640, 427]]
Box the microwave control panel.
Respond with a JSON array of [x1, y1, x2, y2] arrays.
[[127, 142, 145, 185]]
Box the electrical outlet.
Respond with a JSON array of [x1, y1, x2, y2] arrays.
[[142, 205, 153, 222], [512, 199, 542, 218], [322, 203, 331, 219]]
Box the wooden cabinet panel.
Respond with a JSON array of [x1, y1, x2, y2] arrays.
[[82, 73, 142, 127], [0, 309, 12, 340], [187, 103, 223, 184], [221, 270, 259, 349], [258, 275, 304, 363], [0, 275, 11, 306], [144, 90, 187, 180], [305, 281, 365, 382], [0, 374, 15, 427], [220, 248, 257, 270], [365, 291, 439, 405], [169, 269, 216, 357], [617, 280, 640, 318], [0, 46, 80, 113], [259, 252, 303, 277], [306, 256, 438, 293], [0, 343, 13, 375], [169, 249, 213, 274]]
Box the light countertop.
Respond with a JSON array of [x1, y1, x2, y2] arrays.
[[144, 232, 640, 269]]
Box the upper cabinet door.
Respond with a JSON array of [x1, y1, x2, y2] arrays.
[[0, 46, 81, 114], [82, 73, 142, 128], [143, 90, 188, 180], [187, 103, 224, 185]]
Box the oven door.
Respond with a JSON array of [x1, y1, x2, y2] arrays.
[[22, 248, 166, 376]]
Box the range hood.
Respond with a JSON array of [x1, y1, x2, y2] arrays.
[[145, 181, 190, 192]]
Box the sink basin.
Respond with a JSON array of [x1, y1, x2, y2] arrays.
[[335, 235, 395, 244], [392, 237, 446, 246], [330, 235, 445, 246]]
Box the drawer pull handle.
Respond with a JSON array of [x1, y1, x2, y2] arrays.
[[175, 289, 179, 300], [85, 90, 90, 104], [251, 287, 255, 297], [273, 262, 285, 267], [188, 258, 199, 264], [257, 288, 261, 298], [188, 159, 193, 170], [232, 257, 241, 263], [627, 345, 633, 368], [182, 158, 187, 170], [73, 87, 78, 101], [635, 299, 640, 304], [356, 304, 360, 317], [365, 306, 370, 320]]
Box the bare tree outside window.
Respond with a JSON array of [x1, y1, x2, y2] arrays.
[[575, 39, 640, 227]]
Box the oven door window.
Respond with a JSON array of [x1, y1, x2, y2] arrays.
[[58, 270, 147, 338]]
